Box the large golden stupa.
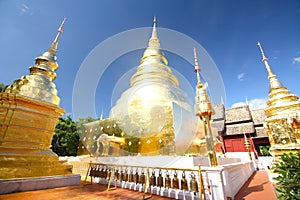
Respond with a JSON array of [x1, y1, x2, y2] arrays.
[[258, 42, 300, 164], [110, 17, 196, 155], [0, 19, 73, 179]]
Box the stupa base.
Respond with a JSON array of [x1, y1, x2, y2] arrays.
[[0, 151, 73, 179], [0, 93, 72, 179], [0, 174, 80, 194]]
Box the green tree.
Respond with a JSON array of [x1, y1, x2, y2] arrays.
[[76, 116, 98, 134], [274, 151, 300, 200], [259, 145, 271, 156], [51, 115, 79, 156], [76, 116, 98, 155], [0, 83, 5, 92]]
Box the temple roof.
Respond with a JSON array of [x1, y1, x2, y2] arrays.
[[212, 104, 225, 120], [225, 105, 252, 123], [254, 127, 267, 137], [251, 109, 266, 125], [211, 120, 225, 132]]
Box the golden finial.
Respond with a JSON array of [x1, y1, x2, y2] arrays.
[[193, 47, 202, 84], [49, 18, 66, 53], [257, 41, 275, 79], [153, 16, 157, 24], [148, 16, 160, 47]]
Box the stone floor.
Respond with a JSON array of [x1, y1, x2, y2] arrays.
[[0, 171, 276, 200], [234, 171, 277, 200]]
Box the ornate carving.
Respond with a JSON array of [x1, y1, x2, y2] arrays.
[[266, 119, 297, 145]]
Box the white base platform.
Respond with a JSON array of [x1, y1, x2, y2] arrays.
[[0, 174, 81, 194]]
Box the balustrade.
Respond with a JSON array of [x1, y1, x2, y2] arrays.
[[84, 161, 209, 200]]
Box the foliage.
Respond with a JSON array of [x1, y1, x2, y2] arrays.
[[76, 117, 98, 155], [51, 116, 79, 156], [0, 83, 5, 92], [76, 117, 98, 135], [259, 145, 271, 156], [274, 151, 300, 200]]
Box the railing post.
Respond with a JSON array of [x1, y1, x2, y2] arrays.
[[84, 160, 92, 184], [143, 167, 152, 199], [107, 166, 117, 191]]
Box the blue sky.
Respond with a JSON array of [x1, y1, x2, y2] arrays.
[[1, 0, 300, 119]]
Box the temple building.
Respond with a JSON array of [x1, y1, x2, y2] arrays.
[[211, 103, 268, 157]]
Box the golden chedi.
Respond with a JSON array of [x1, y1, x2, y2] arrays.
[[193, 48, 218, 166], [0, 19, 72, 179], [110, 17, 195, 155], [258, 42, 300, 164]]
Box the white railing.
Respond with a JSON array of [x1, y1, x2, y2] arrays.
[[70, 160, 255, 200]]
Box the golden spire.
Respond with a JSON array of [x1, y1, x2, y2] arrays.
[[148, 16, 160, 48], [49, 18, 66, 54], [194, 47, 202, 85], [35, 18, 66, 72], [135, 17, 176, 87], [4, 19, 66, 105], [257, 42, 299, 118], [257, 42, 283, 90], [257, 42, 275, 79], [194, 48, 214, 117]]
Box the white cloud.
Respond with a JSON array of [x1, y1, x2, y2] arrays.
[[248, 98, 267, 109], [231, 98, 267, 110], [237, 73, 245, 81], [19, 4, 33, 15], [293, 57, 300, 64], [231, 102, 246, 108]]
